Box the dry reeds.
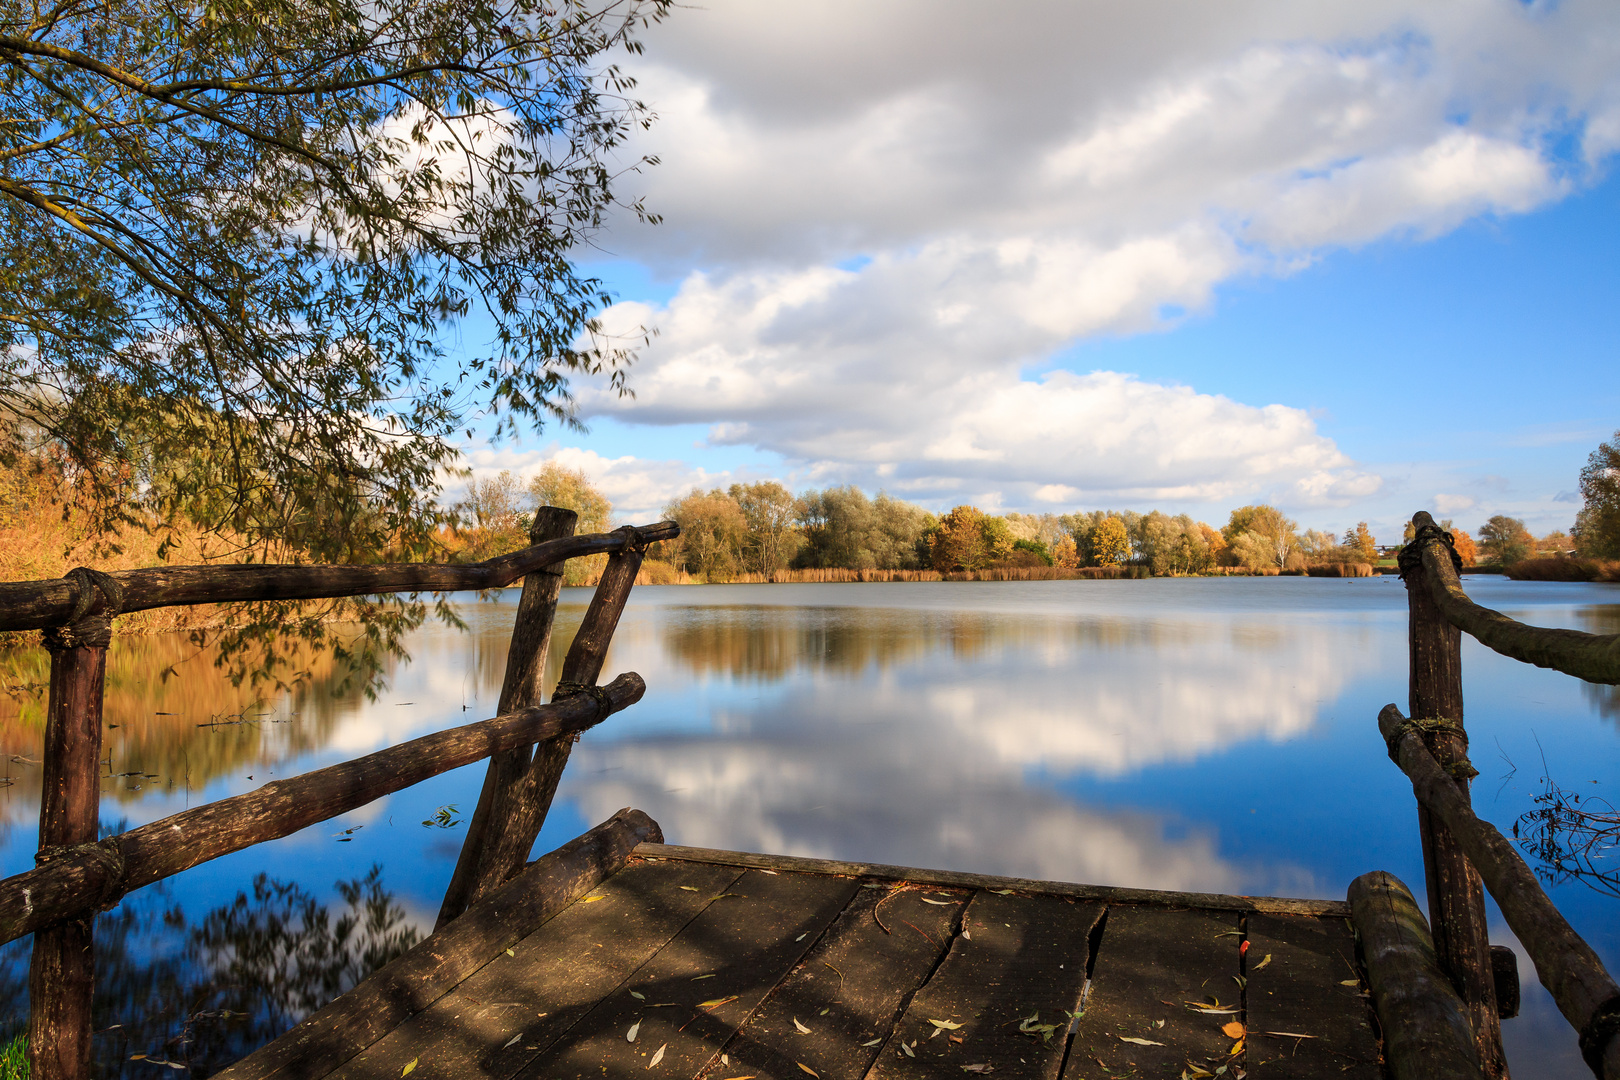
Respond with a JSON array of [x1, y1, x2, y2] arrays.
[[1307, 562, 1374, 577], [1504, 557, 1620, 583]]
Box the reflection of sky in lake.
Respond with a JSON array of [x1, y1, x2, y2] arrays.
[[1, 575, 1617, 1077]]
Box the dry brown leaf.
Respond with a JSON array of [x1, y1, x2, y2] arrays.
[[797, 1065, 819, 1078], [1118, 1036, 1164, 1046], [648, 1044, 667, 1069], [1221, 1022, 1245, 1039]]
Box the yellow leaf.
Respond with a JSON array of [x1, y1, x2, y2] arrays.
[[699, 996, 739, 1010], [679, 886, 699, 892], [1221, 1022, 1245, 1039], [505, 949, 515, 957], [402, 1059, 419, 1077], [929, 1019, 965, 1030], [1230, 1038, 1245, 1056], [581, 895, 606, 903], [1252, 953, 1272, 971], [793, 1018, 811, 1034], [1339, 979, 1359, 986], [798, 1065, 819, 1078]]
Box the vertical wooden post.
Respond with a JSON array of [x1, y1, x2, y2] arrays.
[[1402, 511, 1507, 1079], [436, 535, 647, 924], [29, 571, 118, 1080], [436, 507, 577, 929]]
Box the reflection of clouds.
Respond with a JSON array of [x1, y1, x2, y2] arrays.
[[564, 738, 1244, 894], [562, 602, 1370, 894]]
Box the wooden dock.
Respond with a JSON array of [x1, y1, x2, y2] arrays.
[[216, 813, 1381, 1080]]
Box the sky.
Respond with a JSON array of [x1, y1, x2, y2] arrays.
[[460, 0, 1620, 545]]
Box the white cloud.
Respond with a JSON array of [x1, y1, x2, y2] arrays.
[[1433, 493, 1479, 515], [560, 0, 1620, 513], [455, 444, 744, 521]]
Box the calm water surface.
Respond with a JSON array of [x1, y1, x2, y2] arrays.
[[2, 576, 1617, 1076]]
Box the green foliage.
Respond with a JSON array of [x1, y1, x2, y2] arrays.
[[796, 487, 934, 570], [1575, 430, 1620, 559], [1138, 512, 1214, 575], [0, 0, 670, 560], [1011, 538, 1054, 566], [730, 481, 803, 573], [0, 1032, 25, 1080], [1478, 514, 1534, 566], [927, 505, 1014, 571]]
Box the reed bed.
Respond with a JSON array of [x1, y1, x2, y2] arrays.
[[1306, 562, 1375, 577], [1503, 557, 1620, 583]]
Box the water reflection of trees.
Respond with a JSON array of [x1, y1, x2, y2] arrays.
[[657, 606, 1217, 680], [0, 866, 418, 1078], [0, 633, 364, 809], [1577, 604, 1620, 724]]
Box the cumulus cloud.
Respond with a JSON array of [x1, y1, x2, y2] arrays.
[[455, 444, 744, 521], [560, 0, 1620, 512]]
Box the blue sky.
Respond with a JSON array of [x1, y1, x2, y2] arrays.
[[459, 0, 1620, 545]]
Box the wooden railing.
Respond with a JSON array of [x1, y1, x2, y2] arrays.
[[1383, 511, 1620, 1080], [0, 512, 678, 1080]]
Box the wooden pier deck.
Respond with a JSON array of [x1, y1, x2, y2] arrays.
[[216, 815, 1382, 1080]]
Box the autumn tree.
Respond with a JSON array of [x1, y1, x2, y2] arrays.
[[528, 462, 613, 535], [928, 505, 1014, 572], [1575, 429, 1620, 559], [1222, 504, 1298, 569], [1343, 522, 1377, 563], [1478, 515, 1534, 566], [797, 487, 933, 570], [664, 489, 748, 581], [0, 0, 670, 560], [1089, 515, 1131, 566], [1450, 528, 1478, 566], [1139, 512, 1214, 575]]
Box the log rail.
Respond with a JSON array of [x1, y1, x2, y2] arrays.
[[0, 516, 678, 1080], [1379, 510, 1620, 1080]]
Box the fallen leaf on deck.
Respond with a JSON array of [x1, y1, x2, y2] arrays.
[[581, 896, 605, 903], [691, 974, 716, 981], [631, 991, 646, 1000], [1018, 1015, 1059, 1042], [961, 1065, 994, 1073], [795, 933, 809, 941], [962, 929, 972, 940], [1339, 979, 1359, 986], [1221, 1022, 1245, 1039], [129, 1055, 147, 1062], [862, 1038, 883, 1047], [793, 1018, 811, 1034], [699, 997, 739, 1010], [648, 1044, 667, 1068], [929, 1019, 965, 1030], [504, 1034, 523, 1049], [713, 893, 743, 900], [504, 949, 515, 957], [1252, 954, 1272, 971], [402, 1059, 418, 1077], [679, 886, 699, 892], [1230, 1038, 1245, 1056], [991, 889, 1014, 895], [627, 1021, 641, 1043], [900, 1043, 915, 1058], [1118, 1036, 1164, 1046], [921, 898, 952, 905], [797, 1064, 818, 1078]]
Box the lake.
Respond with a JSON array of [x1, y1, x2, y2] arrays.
[[2, 575, 1617, 1076]]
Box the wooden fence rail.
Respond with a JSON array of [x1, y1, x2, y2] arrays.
[[0, 671, 645, 946], [1406, 511, 1620, 685], [1381, 705, 1620, 1079], [0, 521, 678, 633], [2, 516, 677, 1080]]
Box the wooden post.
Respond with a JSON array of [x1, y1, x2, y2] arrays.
[[1401, 511, 1507, 1078], [441, 537, 646, 919], [437, 507, 577, 929], [29, 574, 118, 1080]]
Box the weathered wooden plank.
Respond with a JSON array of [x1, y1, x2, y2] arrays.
[[1245, 913, 1380, 1078], [636, 844, 1350, 917], [513, 868, 861, 1080], [0, 673, 645, 945], [438, 505, 578, 928], [214, 809, 661, 1080], [1348, 871, 1482, 1080], [0, 523, 679, 632], [1067, 907, 1239, 1079], [706, 885, 968, 1080], [873, 891, 1098, 1080], [329, 858, 745, 1080]]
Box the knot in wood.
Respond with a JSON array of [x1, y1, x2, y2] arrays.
[[1396, 523, 1463, 582], [34, 838, 127, 911], [1385, 715, 1468, 760], [615, 524, 648, 553], [552, 681, 610, 718], [1579, 994, 1620, 1075], [43, 567, 124, 650]]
